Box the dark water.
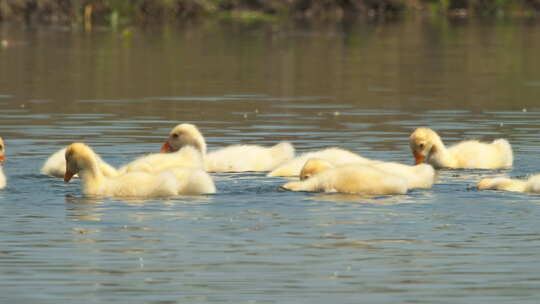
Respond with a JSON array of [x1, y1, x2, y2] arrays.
[[1, 18, 540, 303]]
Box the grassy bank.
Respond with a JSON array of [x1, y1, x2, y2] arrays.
[[1, 0, 540, 26]]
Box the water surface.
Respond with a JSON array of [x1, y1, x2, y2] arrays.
[[1, 19, 540, 303]]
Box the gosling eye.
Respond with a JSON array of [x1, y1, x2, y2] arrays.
[[419, 143, 425, 149], [0, 145, 3, 151], [171, 133, 179, 139]]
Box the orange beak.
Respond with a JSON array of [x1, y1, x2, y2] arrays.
[[413, 151, 425, 165], [64, 170, 76, 182], [160, 141, 174, 153], [0, 155, 4, 163]]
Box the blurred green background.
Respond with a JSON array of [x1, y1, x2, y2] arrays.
[[1, 0, 540, 26]]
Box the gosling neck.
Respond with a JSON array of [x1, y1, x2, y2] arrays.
[[194, 136, 207, 157], [78, 155, 106, 195], [427, 134, 456, 168]]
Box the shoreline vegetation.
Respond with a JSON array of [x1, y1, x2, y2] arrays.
[[1, 0, 540, 27]]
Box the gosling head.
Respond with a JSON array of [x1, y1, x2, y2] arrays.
[[64, 143, 93, 182], [299, 158, 334, 180], [160, 123, 206, 155], [409, 127, 439, 165]]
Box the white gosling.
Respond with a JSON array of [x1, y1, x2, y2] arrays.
[[41, 147, 118, 178], [477, 175, 540, 193], [282, 163, 408, 195], [409, 127, 513, 169], [267, 147, 372, 177], [118, 146, 204, 175], [167, 167, 216, 195], [300, 158, 435, 189], [160, 123, 295, 172], [64, 143, 215, 197], [0, 137, 6, 189]]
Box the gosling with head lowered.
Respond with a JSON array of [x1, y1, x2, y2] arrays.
[[477, 174, 540, 194], [300, 158, 435, 190], [282, 162, 409, 195]]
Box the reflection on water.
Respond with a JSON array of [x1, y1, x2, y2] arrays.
[[301, 192, 434, 205], [1, 19, 540, 303]]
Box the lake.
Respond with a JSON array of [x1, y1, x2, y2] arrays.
[[1, 17, 540, 303]]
